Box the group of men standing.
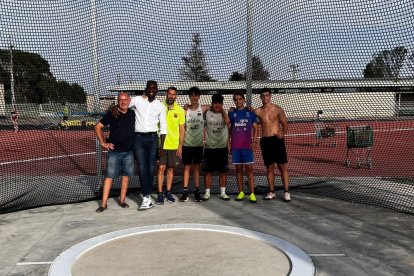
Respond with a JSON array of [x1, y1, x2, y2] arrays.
[[94, 81, 291, 213]]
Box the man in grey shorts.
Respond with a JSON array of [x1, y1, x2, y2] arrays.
[[156, 87, 186, 205]]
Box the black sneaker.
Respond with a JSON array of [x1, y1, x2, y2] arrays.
[[194, 189, 202, 202], [156, 193, 164, 205], [179, 191, 189, 202], [164, 191, 176, 203]]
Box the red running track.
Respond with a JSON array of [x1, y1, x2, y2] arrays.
[[1, 119, 413, 177]]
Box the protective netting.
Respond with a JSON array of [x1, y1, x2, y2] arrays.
[[1, 1, 413, 214]]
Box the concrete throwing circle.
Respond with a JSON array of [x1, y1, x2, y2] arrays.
[[49, 224, 315, 276]]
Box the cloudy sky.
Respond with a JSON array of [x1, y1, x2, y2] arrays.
[[1, 0, 413, 94]]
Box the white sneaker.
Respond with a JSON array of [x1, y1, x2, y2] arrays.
[[264, 192, 276, 200], [202, 193, 210, 201], [284, 192, 291, 202], [139, 196, 154, 210]]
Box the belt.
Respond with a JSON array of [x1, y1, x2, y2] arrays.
[[136, 132, 157, 136]]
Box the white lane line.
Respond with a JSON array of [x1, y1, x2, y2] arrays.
[[2, 127, 413, 165], [16, 262, 53, 266], [309, 253, 346, 257], [0, 151, 108, 166]]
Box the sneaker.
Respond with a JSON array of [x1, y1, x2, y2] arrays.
[[221, 193, 231, 201], [249, 193, 257, 203], [236, 191, 245, 201], [164, 191, 176, 203], [284, 192, 291, 202], [264, 192, 276, 200], [202, 193, 210, 201], [179, 191, 189, 202], [156, 193, 164, 205], [139, 196, 154, 210], [96, 205, 107, 213], [194, 189, 202, 202]]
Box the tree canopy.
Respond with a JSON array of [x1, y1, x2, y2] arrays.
[[180, 33, 215, 82], [363, 46, 407, 80], [0, 49, 86, 103]]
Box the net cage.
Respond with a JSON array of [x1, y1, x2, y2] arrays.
[[0, 0, 413, 214]]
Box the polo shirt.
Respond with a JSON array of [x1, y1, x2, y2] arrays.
[[162, 101, 185, 150]]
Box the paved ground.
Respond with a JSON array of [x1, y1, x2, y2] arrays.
[[0, 191, 413, 276]]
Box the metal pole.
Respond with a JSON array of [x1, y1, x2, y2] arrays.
[[90, 0, 100, 113], [290, 64, 300, 80], [245, 0, 254, 107], [90, 0, 102, 176], [9, 38, 15, 106]]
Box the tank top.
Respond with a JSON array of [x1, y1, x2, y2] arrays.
[[184, 104, 204, 147], [205, 110, 228, 149]]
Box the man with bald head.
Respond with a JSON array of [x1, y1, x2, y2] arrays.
[[95, 92, 136, 212]]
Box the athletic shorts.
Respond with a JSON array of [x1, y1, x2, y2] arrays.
[[231, 148, 254, 165], [182, 146, 203, 165], [203, 148, 228, 173], [159, 149, 179, 167], [260, 136, 288, 166], [105, 150, 134, 179]]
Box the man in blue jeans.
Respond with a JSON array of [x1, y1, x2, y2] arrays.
[[95, 92, 135, 212], [129, 81, 167, 210]]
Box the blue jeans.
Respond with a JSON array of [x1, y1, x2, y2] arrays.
[[105, 151, 134, 179], [134, 133, 158, 196]]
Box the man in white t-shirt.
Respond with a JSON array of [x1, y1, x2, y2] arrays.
[[129, 80, 167, 210]]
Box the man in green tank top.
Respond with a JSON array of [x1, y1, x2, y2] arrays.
[[180, 87, 210, 202], [202, 93, 231, 201]]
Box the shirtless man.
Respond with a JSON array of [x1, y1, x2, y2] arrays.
[[255, 88, 291, 202]]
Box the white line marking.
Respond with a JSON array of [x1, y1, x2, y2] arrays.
[[309, 253, 346, 257], [49, 224, 315, 276], [2, 127, 413, 165], [16, 262, 53, 266], [0, 152, 100, 166]]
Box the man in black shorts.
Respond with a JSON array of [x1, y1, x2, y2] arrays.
[[255, 88, 291, 202], [180, 87, 210, 202], [202, 93, 231, 201]]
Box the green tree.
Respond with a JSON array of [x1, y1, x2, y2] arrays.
[[229, 55, 270, 81], [0, 48, 86, 103], [383, 46, 407, 80], [363, 46, 407, 80], [0, 49, 52, 103], [363, 54, 386, 78], [180, 33, 215, 82], [251, 55, 270, 80], [229, 71, 245, 81], [406, 49, 414, 77]]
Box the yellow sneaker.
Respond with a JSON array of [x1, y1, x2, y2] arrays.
[[249, 193, 257, 203], [236, 191, 245, 201]]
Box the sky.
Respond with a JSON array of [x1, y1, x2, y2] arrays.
[[0, 0, 413, 95]]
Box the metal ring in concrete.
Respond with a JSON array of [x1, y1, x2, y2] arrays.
[[49, 224, 315, 276]]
